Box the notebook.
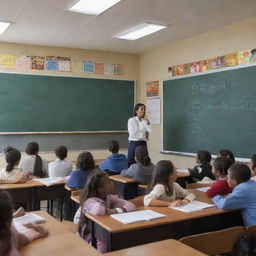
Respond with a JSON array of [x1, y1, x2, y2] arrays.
[[169, 200, 215, 212], [177, 169, 190, 174], [34, 177, 64, 186], [111, 210, 166, 224], [197, 187, 211, 192]]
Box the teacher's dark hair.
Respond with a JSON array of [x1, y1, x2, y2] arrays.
[[133, 103, 146, 116]]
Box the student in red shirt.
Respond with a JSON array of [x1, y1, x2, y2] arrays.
[[206, 157, 233, 197]]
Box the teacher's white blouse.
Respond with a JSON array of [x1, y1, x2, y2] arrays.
[[128, 116, 152, 141]]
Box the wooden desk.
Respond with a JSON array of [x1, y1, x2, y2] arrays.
[[86, 189, 242, 251], [176, 171, 190, 188], [105, 239, 207, 256], [20, 211, 98, 256]]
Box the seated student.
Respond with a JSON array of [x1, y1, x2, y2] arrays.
[[250, 153, 256, 178], [0, 189, 48, 256], [67, 151, 95, 189], [188, 150, 215, 182], [99, 140, 128, 173], [144, 160, 195, 207], [212, 163, 256, 227], [48, 146, 72, 178], [206, 157, 233, 197], [121, 145, 154, 185], [78, 170, 135, 253], [0, 147, 28, 184], [19, 142, 48, 178], [217, 149, 235, 164]]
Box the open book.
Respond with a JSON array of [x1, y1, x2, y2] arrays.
[[34, 177, 65, 186], [177, 169, 190, 174], [111, 210, 166, 224], [169, 200, 215, 212]]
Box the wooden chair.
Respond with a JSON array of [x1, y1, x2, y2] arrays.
[[246, 225, 256, 256], [129, 195, 144, 207], [179, 226, 245, 255], [186, 183, 211, 189]]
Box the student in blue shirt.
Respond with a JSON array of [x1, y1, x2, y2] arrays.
[[99, 140, 128, 173], [67, 152, 95, 189], [212, 163, 256, 227]]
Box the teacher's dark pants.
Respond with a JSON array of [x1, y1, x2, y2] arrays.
[[128, 141, 147, 167]]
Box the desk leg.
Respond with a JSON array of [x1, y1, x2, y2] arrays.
[[90, 221, 97, 249]]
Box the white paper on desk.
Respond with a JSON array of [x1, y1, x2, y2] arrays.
[[13, 213, 46, 226], [197, 187, 211, 192], [13, 222, 32, 233], [33, 177, 64, 186], [111, 210, 166, 224], [177, 169, 189, 174], [169, 200, 215, 213]]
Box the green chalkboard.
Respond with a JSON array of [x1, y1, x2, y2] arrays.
[[163, 64, 256, 158], [0, 73, 134, 132]]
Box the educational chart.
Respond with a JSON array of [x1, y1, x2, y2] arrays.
[[163, 64, 256, 158]]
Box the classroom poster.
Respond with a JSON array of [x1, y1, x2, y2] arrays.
[[31, 56, 45, 70], [237, 50, 250, 65], [45, 56, 58, 71], [146, 81, 159, 97], [114, 64, 123, 75], [171, 66, 177, 76], [104, 63, 114, 75], [83, 60, 94, 73], [58, 57, 71, 72], [183, 63, 191, 74], [146, 97, 161, 124], [216, 56, 225, 68], [224, 53, 238, 67], [0, 54, 16, 68], [208, 58, 217, 70], [16, 56, 30, 70], [168, 67, 173, 77], [176, 65, 184, 75], [249, 49, 256, 63], [94, 62, 104, 74]]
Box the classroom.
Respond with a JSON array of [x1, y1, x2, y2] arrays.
[[1, 0, 256, 255]]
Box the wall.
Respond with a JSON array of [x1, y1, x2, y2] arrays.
[[139, 16, 256, 167]]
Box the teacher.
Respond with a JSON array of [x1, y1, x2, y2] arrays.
[[127, 103, 152, 167]]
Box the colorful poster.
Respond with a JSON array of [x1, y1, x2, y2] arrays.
[[146, 97, 160, 124], [16, 56, 31, 70], [45, 56, 57, 71], [83, 60, 94, 73], [114, 64, 123, 75], [58, 57, 71, 72], [31, 56, 45, 70], [104, 63, 114, 75], [1, 54, 16, 68], [208, 58, 217, 70], [172, 66, 178, 76], [216, 56, 225, 69], [200, 61, 207, 72], [94, 62, 104, 74], [168, 67, 173, 77], [176, 65, 184, 75], [249, 48, 256, 63], [146, 81, 159, 97], [237, 50, 250, 65], [183, 63, 191, 74], [224, 53, 238, 67]]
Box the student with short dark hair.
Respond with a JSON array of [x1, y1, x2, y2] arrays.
[[67, 151, 95, 189], [121, 145, 154, 184], [206, 157, 233, 197], [99, 140, 128, 173], [19, 142, 48, 178], [188, 150, 215, 181], [217, 149, 235, 164], [48, 146, 72, 177], [212, 163, 256, 227]]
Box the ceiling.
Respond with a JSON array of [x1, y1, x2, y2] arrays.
[[0, 0, 255, 54]]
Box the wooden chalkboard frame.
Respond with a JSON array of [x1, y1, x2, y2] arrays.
[[0, 71, 136, 135], [161, 62, 256, 160]]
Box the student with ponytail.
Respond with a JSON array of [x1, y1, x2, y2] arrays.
[[0, 189, 48, 256], [20, 142, 48, 178], [0, 147, 27, 184], [121, 145, 154, 185]]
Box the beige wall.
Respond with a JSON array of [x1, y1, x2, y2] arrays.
[[139, 16, 256, 168]]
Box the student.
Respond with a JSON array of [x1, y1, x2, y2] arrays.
[[48, 146, 72, 177], [249, 48, 256, 63], [144, 160, 195, 207], [212, 163, 256, 227], [250, 153, 256, 178], [0, 147, 27, 184], [78, 170, 135, 253], [121, 145, 154, 185], [217, 149, 235, 164], [19, 142, 48, 178], [67, 151, 95, 189], [206, 157, 233, 197], [99, 140, 128, 173], [127, 103, 152, 167], [0, 189, 48, 256], [188, 150, 215, 182]]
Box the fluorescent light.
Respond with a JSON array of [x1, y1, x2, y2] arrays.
[[115, 23, 167, 40], [69, 0, 122, 15], [0, 22, 11, 36]]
